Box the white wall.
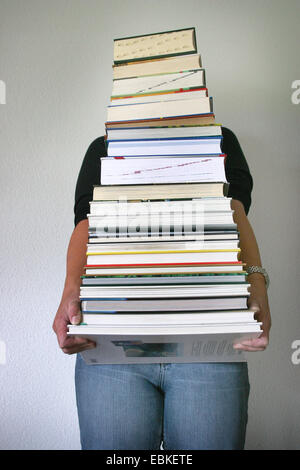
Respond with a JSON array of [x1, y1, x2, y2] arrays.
[[0, 0, 299, 449]]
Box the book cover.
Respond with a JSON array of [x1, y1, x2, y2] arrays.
[[114, 27, 197, 64]]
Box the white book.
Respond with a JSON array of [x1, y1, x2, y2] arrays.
[[88, 233, 239, 243], [113, 54, 202, 79], [88, 212, 235, 226], [81, 297, 249, 312], [81, 282, 249, 293], [84, 264, 244, 275], [86, 250, 240, 266], [106, 125, 222, 141], [89, 198, 232, 215], [69, 323, 261, 335], [92, 182, 226, 200], [87, 216, 236, 237], [110, 89, 207, 106], [107, 138, 222, 157], [88, 230, 237, 239], [100, 155, 226, 185], [86, 240, 239, 252], [106, 97, 211, 122], [81, 310, 255, 326], [89, 227, 239, 244], [71, 332, 265, 364], [81, 274, 247, 285], [68, 324, 262, 367], [80, 283, 249, 298], [111, 70, 206, 96]]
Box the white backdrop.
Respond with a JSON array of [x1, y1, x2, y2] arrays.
[[0, 0, 299, 449]]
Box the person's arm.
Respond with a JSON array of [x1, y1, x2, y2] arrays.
[[52, 220, 96, 354], [231, 199, 271, 351], [53, 137, 106, 354]]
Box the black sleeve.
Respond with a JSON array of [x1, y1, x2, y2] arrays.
[[221, 127, 253, 215], [74, 136, 107, 226]]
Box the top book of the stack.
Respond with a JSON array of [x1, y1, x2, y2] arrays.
[[113, 28, 197, 64]]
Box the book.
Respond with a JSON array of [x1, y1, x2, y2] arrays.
[[88, 234, 239, 243], [89, 197, 231, 212], [88, 226, 237, 239], [68, 333, 259, 363], [81, 310, 255, 326], [85, 251, 240, 266], [107, 96, 212, 123], [113, 28, 197, 64], [86, 240, 240, 252], [88, 201, 234, 220], [88, 211, 234, 223], [106, 137, 222, 157], [80, 283, 249, 298], [89, 197, 232, 213], [111, 70, 206, 97], [80, 273, 248, 285], [105, 113, 216, 128], [106, 125, 222, 141], [87, 218, 236, 236], [100, 155, 226, 185], [84, 263, 245, 275], [80, 296, 249, 312], [113, 54, 202, 79], [110, 88, 208, 106], [92, 182, 228, 200]]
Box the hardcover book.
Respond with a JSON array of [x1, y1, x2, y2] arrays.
[[68, 332, 261, 364], [92, 182, 228, 199], [111, 70, 206, 97], [106, 96, 212, 123], [100, 155, 226, 185], [113, 28, 197, 64], [112, 54, 202, 79]]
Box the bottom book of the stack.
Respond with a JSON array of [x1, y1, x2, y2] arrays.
[[68, 313, 262, 364]]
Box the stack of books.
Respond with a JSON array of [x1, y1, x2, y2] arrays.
[[68, 28, 262, 363]]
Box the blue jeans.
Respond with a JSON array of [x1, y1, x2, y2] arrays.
[[75, 354, 250, 450]]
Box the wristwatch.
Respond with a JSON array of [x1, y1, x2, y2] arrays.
[[246, 266, 270, 289]]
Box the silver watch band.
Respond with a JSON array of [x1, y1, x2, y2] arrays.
[[246, 266, 270, 289]]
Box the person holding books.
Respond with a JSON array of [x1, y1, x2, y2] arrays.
[[53, 127, 271, 450]]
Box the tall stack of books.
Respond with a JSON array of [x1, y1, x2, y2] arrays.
[[68, 28, 262, 363]]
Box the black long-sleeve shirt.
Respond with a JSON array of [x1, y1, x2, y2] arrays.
[[74, 127, 253, 226]]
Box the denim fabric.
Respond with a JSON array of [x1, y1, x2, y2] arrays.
[[75, 354, 250, 450]]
